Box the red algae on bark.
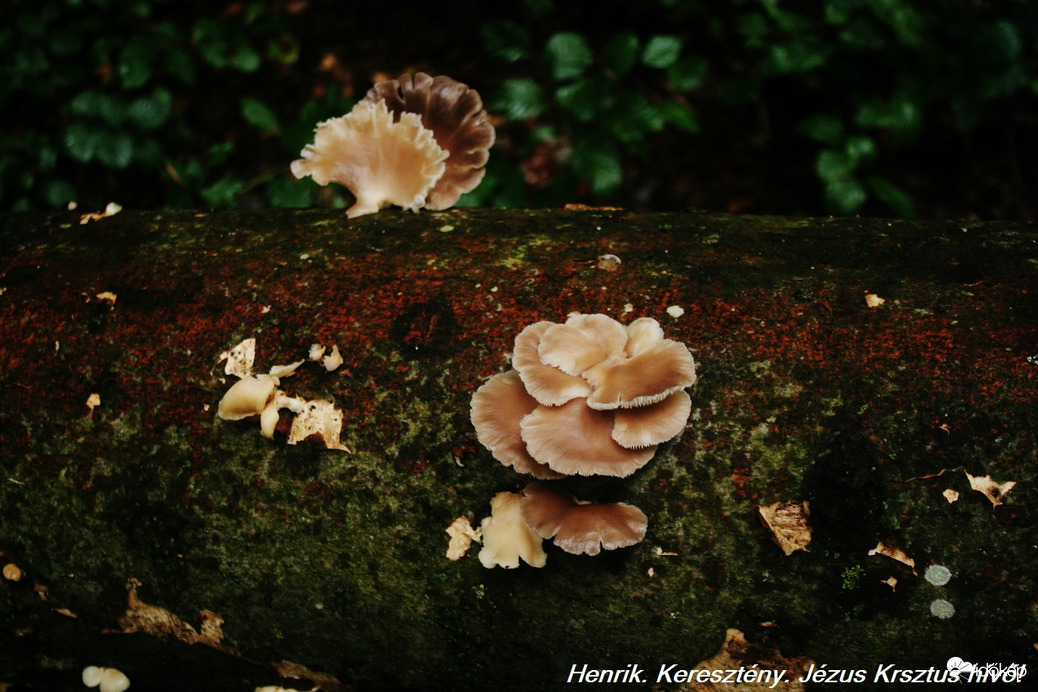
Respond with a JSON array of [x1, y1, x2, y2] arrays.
[[1, 209, 1036, 690]]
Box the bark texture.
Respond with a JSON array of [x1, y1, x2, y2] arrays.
[[1, 209, 1036, 690]]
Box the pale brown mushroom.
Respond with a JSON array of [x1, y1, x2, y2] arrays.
[[583, 337, 697, 410], [479, 491, 547, 568], [512, 321, 592, 406], [364, 72, 495, 210], [519, 482, 648, 556], [470, 370, 564, 479], [290, 100, 447, 218], [520, 399, 656, 477]]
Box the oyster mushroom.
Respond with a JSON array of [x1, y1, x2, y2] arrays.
[[519, 482, 648, 556], [363, 72, 495, 210], [478, 491, 547, 568], [291, 100, 447, 218], [470, 314, 696, 478]]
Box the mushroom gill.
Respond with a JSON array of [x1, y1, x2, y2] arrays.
[[364, 72, 496, 210], [291, 100, 447, 218], [519, 482, 648, 556]]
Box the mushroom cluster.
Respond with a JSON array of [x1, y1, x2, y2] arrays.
[[470, 314, 696, 561], [291, 73, 495, 218]]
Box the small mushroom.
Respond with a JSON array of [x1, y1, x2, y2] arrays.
[[216, 374, 278, 421], [82, 666, 131, 692], [519, 482, 648, 556], [363, 72, 495, 210], [291, 100, 447, 218], [478, 491, 547, 568]]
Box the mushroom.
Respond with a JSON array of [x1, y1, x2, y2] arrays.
[[363, 73, 495, 210], [216, 374, 278, 421], [82, 666, 131, 692], [470, 314, 696, 478], [478, 491, 547, 568], [291, 100, 447, 218], [471, 370, 564, 479], [519, 482, 648, 556]]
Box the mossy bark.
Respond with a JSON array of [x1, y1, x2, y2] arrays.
[[1, 209, 1037, 690]]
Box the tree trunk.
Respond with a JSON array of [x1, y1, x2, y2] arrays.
[[1, 209, 1036, 690]]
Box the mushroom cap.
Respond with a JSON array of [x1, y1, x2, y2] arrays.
[[611, 389, 692, 449], [520, 482, 648, 556], [520, 398, 656, 477], [470, 370, 564, 479], [291, 100, 447, 218], [364, 73, 495, 210], [479, 491, 547, 568], [217, 374, 278, 420], [512, 321, 592, 406], [583, 338, 697, 410]]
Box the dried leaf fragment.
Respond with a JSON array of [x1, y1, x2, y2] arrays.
[[868, 541, 916, 574], [758, 501, 811, 555], [691, 628, 813, 691], [965, 471, 1016, 506], [288, 398, 351, 452], [942, 488, 959, 504], [220, 338, 256, 378], [864, 293, 886, 308]]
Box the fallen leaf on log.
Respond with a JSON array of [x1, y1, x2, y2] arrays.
[[758, 501, 811, 555]]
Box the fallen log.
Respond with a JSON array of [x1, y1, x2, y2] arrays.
[[1, 209, 1036, 690]]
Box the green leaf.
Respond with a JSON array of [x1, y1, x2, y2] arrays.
[[481, 20, 529, 63], [241, 97, 279, 134], [96, 131, 134, 169], [207, 142, 235, 167], [844, 135, 876, 165], [492, 79, 546, 120], [64, 122, 102, 163], [572, 142, 623, 195], [658, 100, 699, 133], [127, 89, 172, 130], [42, 179, 76, 208], [119, 36, 156, 90], [70, 90, 125, 126], [201, 176, 244, 207], [603, 32, 639, 76], [267, 176, 313, 208], [816, 149, 855, 182], [855, 94, 921, 137], [229, 45, 261, 72], [555, 78, 604, 122], [825, 179, 867, 214], [866, 175, 916, 217], [642, 35, 683, 69], [797, 114, 844, 145], [545, 32, 593, 81], [667, 56, 708, 91]]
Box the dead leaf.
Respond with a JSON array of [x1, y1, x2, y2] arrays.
[[868, 542, 916, 574], [965, 471, 1016, 507], [758, 501, 811, 555], [117, 579, 236, 654], [690, 628, 813, 691], [79, 202, 122, 224], [288, 398, 351, 452], [864, 293, 885, 308], [220, 338, 256, 378], [942, 488, 959, 504]]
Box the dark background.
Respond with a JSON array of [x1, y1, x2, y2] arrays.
[[2, 0, 1036, 219]]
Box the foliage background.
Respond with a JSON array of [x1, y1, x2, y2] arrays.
[[2, 0, 1036, 219]]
